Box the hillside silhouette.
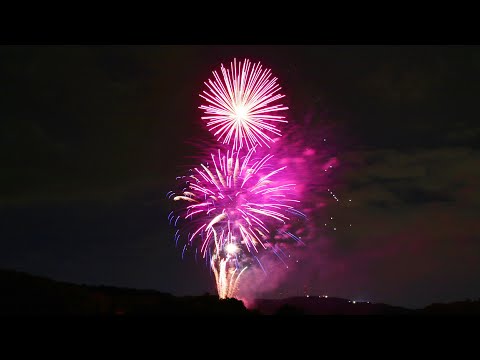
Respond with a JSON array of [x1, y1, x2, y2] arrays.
[[254, 296, 412, 315], [0, 268, 249, 316], [1, 269, 479, 315]]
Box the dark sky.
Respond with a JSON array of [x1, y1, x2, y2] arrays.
[[1, 45, 479, 309]]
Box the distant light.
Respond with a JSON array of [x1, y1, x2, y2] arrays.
[[349, 199, 351, 202], [325, 295, 328, 298], [306, 295, 309, 298], [330, 217, 333, 220], [334, 228, 336, 230], [353, 301, 356, 304]]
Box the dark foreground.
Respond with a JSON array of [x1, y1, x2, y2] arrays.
[[1, 269, 479, 316]]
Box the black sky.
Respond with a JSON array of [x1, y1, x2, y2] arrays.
[[1, 45, 479, 308]]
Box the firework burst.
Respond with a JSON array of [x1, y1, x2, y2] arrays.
[[199, 59, 288, 151], [167, 147, 304, 298]]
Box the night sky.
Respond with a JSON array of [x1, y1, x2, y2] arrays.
[[1, 45, 479, 309]]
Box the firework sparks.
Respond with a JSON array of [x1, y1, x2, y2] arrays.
[[199, 59, 288, 151], [167, 59, 308, 299], [211, 253, 248, 299], [168, 147, 304, 298]]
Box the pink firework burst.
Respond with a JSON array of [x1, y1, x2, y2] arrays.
[[199, 59, 289, 151], [168, 147, 304, 258], [167, 147, 305, 298]]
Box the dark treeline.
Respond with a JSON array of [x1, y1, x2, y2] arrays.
[[1, 269, 479, 316]]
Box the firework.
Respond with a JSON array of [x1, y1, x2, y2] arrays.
[[167, 148, 304, 298], [199, 59, 288, 151]]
